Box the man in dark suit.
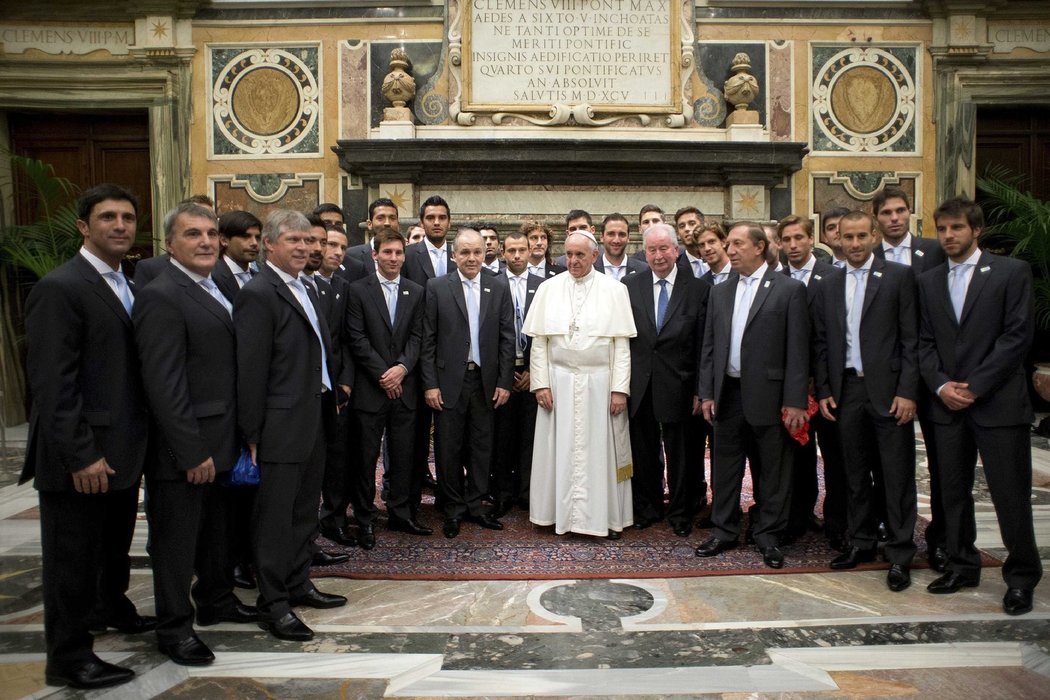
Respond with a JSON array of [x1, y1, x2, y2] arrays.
[[776, 215, 845, 548], [696, 222, 809, 569], [134, 194, 215, 287], [133, 203, 258, 667], [342, 197, 400, 273], [675, 206, 708, 278], [491, 230, 545, 515], [918, 197, 1041, 615], [697, 223, 732, 286], [524, 219, 566, 278], [872, 186, 950, 570], [421, 228, 516, 538], [479, 223, 504, 274], [812, 211, 919, 592], [235, 209, 347, 642], [594, 213, 649, 280], [346, 227, 433, 542], [22, 184, 153, 690], [213, 210, 262, 303], [625, 224, 709, 537]]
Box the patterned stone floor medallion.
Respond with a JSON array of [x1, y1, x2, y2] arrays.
[[211, 46, 320, 157]]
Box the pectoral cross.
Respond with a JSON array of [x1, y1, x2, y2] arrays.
[[569, 319, 579, 340]]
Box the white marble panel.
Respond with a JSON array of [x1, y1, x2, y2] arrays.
[[0, 482, 38, 520], [185, 651, 443, 684], [768, 641, 1025, 671]]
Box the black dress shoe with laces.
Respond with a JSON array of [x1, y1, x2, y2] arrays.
[[358, 524, 376, 550], [159, 635, 215, 666], [926, 571, 980, 594], [695, 536, 738, 557], [259, 612, 313, 641], [1003, 588, 1033, 615], [468, 513, 504, 530], [672, 523, 693, 538], [196, 601, 259, 626], [290, 588, 347, 609], [45, 658, 135, 689], [830, 547, 877, 570], [761, 545, 785, 569], [311, 550, 350, 566], [443, 518, 461, 538], [388, 517, 433, 536], [320, 525, 357, 547], [232, 563, 256, 589], [928, 546, 949, 573], [886, 564, 911, 592]]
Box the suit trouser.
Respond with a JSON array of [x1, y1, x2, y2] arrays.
[[932, 414, 1042, 589], [146, 476, 237, 644], [253, 428, 326, 621], [224, 485, 256, 570], [492, 382, 537, 506], [837, 373, 917, 565], [353, 400, 418, 525], [434, 369, 494, 520], [684, 411, 711, 512], [786, 428, 819, 537], [710, 378, 793, 548], [39, 484, 139, 671], [813, 412, 848, 541], [629, 387, 697, 527], [918, 409, 946, 552], [319, 406, 354, 532]]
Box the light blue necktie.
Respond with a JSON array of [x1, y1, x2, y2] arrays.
[[656, 279, 669, 332], [791, 268, 807, 283], [236, 270, 252, 288], [464, 278, 481, 366], [200, 277, 232, 316], [847, 269, 867, 373], [383, 280, 398, 324], [950, 264, 971, 321], [692, 260, 702, 277], [713, 271, 728, 285], [513, 276, 527, 353], [833, 259, 846, 269], [610, 265, 624, 281], [106, 270, 133, 315], [432, 248, 446, 277], [290, 278, 331, 390], [728, 276, 755, 376]]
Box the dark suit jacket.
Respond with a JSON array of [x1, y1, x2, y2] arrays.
[[783, 258, 837, 306], [505, 271, 545, 363], [625, 270, 709, 422], [344, 243, 376, 272], [345, 274, 425, 411], [699, 267, 810, 425], [133, 264, 239, 479], [133, 253, 170, 287], [594, 255, 649, 277], [917, 251, 1034, 427], [531, 261, 567, 279], [403, 240, 457, 287], [21, 254, 149, 491], [812, 258, 919, 415], [421, 272, 516, 409], [333, 254, 369, 284], [313, 274, 353, 389], [234, 264, 336, 463], [211, 256, 250, 303], [874, 235, 946, 274]]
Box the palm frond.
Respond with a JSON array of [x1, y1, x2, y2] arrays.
[[0, 155, 81, 280]]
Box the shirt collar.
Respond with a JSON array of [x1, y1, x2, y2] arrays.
[[457, 269, 480, 285], [847, 254, 875, 273], [655, 264, 678, 285], [883, 231, 912, 251], [424, 237, 447, 256], [506, 268, 529, 282], [790, 255, 816, 274], [376, 270, 400, 285], [948, 246, 981, 270], [170, 257, 207, 284], [224, 255, 250, 275], [266, 260, 298, 284], [744, 262, 768, 282], [602, 255, 624, 269], [80, 245, 124, 275], [685, 251, 703, 264]]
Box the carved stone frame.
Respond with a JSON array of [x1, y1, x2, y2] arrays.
[[448, 0, 698, 127]]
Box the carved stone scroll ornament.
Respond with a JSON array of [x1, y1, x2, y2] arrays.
[[723, 52, 761, 126]]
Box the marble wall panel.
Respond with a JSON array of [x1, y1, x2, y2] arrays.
[[211, 173, 323, 219], [768, 41, 793, 142], [208, 44, 322, 159], [810, 171, 922, 238], [340, 40, 370, 140]]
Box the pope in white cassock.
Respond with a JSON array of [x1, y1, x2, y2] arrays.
[[524, 230, 637, 538]]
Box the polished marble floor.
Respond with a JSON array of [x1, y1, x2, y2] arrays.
[[1, 423, 1049, 699]]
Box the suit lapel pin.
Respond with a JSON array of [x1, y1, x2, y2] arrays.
[[402, 290, 409, 295], [484, 288, 491, 293], [528, 289, 535, 294], [813, 274, 822, 280], [763, 280, 770, 288], [915, 250, 924, 257], [980, 266, 991, 273], [873, 271, 882, 278]]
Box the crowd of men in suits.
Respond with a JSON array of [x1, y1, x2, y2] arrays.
[[21, 182, 1041, 690]]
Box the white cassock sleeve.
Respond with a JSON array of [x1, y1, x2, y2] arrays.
[[610, 335, 630, 394], [530, 334, 550, 391]]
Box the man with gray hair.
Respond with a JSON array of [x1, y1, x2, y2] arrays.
[[235, 209, 347, 642], [524, 229, 638, 539]]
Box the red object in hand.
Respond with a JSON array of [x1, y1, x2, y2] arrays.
[[784, 396, 819, 445]]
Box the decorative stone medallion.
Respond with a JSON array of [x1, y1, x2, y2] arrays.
[[210, 45, 321, 158], [811, 46, 917, 154]]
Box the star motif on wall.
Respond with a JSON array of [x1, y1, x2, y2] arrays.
[[384, 185, 409, 212], [951, 16, 973, 41], [735, 188, 760, 215], [151, 20, 169, 39]]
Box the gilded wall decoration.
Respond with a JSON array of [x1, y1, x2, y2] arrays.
[[209, 44, 321, 158], [210, 173, 323, 218], [810, 45, 918, 154]]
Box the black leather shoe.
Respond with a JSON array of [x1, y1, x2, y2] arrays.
[[1003, 588, 1034, 615], [491, 500, 513, 519], [830, 547, 877, 570], [827, 535, 850, 553], [695, 536, 738, 557], [634, 516, 656, 530], [45, 659, 135, 689], [311, 550, 350, 567], [290, 588, 347, 609], [423, 473, 439, 489], [196, 601, 259, 626], [606, 530, 622, 540], [744, 525, 755, 545], [358, 524, 376, 550], [887, 564, 911, 592], [927, 571, 980, 594], [928, 546, 949, 573], [232, 563, 256, 589], [90, 613, 157, 634], [761, 545, 785, 569], [877, 522, 889, 542], [320, 525, 357, 547], [388, 518, 433, 536], [468, 513, 504, 530], [443, 518, 461, 538], [159, 635, 215, 666], [259, 612, 313, 641], [673, 523, 693, 538]]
